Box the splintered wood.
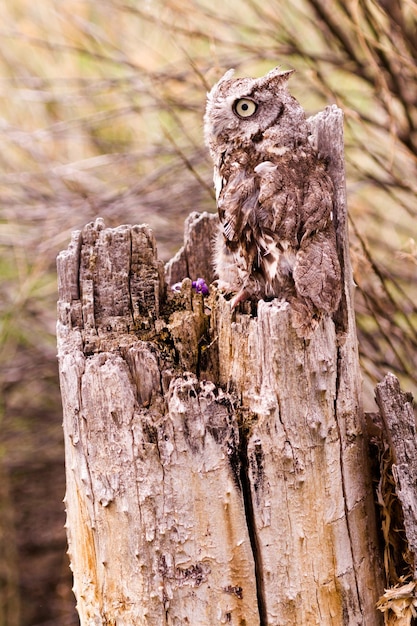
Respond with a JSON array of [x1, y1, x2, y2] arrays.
[[375, 373, 417, 582], [57, 108, 384, 625]]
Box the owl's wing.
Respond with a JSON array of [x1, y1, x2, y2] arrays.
[[300, 168, 334, 242], [292, 164, 341, 314], [218, 169, 259, 242], [293, 230, 341, 314]]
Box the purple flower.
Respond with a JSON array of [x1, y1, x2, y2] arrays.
[[171, 277, 209, 296], [192, 278, 209, 295]]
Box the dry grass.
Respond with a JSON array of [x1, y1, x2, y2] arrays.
[[0, 0, 416, 622]]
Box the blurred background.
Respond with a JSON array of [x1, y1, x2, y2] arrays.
[[0, 0, 415, 623]]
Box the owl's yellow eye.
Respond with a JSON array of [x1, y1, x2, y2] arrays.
[[233, 98, 257, 118]]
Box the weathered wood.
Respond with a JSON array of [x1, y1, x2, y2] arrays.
[[57, 107, 384, 625], [375, 373, 417, 579], [310, 106, 383, 622], [58, 221, 260, 625], [165, 210, 218, 287]]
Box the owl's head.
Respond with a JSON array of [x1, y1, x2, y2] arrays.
[[204, 67, 308, 158]]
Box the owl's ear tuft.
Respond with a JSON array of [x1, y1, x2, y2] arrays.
[[258, 67, 295, 90], [208, 69, 236, 97], [217, 69, 235, 84]]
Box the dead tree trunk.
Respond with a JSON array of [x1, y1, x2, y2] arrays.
[[57, 106, 384, 625]]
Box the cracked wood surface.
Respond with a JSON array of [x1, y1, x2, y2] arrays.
[[57, 107, 384, 625]]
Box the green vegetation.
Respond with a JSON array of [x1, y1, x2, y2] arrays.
[[0, 1, 416, 623]]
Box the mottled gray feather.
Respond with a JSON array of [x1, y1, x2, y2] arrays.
[[204, 67, 342, 337]]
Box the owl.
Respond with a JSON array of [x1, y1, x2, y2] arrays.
[[204, 67, 341, 337]]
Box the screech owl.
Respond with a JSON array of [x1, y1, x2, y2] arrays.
[[204, 67, 342, 337]]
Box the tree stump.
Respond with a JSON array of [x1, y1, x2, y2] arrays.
[[57, 107, 384, 625]]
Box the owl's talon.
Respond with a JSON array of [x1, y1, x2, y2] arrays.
[[230, 289, 249, 309]]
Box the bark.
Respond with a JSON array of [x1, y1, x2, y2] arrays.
[[57, 106, 384, 625], [371, 374, 417, 624], [375, 373, 417, 579]]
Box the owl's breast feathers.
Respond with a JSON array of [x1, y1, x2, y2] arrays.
[[216, 146, 342, 319], [218, 147, 330, 247]]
